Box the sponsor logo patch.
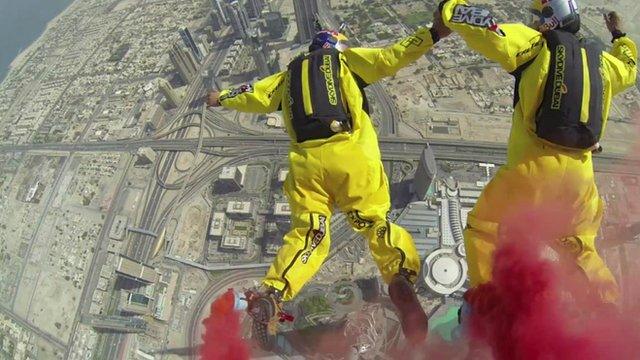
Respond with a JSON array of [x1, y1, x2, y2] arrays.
[[348, 211, 374, 230], [551, 45, 567, 110], [451, 5, 505, 36], [319, 55, 338, 105], [220, 84, 254, 101], [400, 35, 424, 48], [301, 215, 327, 264], [376, 226, 388, 243]]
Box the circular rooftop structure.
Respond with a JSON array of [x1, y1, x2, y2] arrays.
[[431, 257, 459, 286], [423, 247, 467, 295]]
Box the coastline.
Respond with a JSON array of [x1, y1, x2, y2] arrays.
[[4, 0, 77, 80]]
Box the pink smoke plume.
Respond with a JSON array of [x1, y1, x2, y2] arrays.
[[199, 289, 250, 360], [460, 206, 640, 360]]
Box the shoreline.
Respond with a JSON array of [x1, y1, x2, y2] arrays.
[[4, 0, 77, 80]]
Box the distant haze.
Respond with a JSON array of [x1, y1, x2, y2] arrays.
[[0, 0, 72, 82]]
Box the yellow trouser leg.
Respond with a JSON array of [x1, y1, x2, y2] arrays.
[[555, 195, 619, 303], [336, 156, 420, 284], [571, 235, 619, 303], [263, 151, 332, 301], [463, 214, 499, 287], [462, 147, 619, 303], [263, 211, 331, 301], [347, 209, 421, 284]]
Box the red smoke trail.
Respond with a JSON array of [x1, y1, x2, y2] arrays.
[[462, 207, 640, 360], [199, 289, 250, 360]]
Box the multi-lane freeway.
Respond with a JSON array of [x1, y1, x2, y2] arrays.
[[4, 3, 640, 359], [98, 32, 236, 360], [3, 135, 640, 174]]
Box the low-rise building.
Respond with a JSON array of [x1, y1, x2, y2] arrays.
[[274, 202, 291, 217], [208, 212, 227, 239], [109, 215, 128, 240], [277, 168, 289, 184], [226, 200, 253, 217]]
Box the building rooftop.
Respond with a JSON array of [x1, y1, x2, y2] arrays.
[[115, 256, 158, 284], [219, 166, 240, 180], [277, 169, 289, 183], [274, 202, 291, 216], [395, 202, 440, 257], [209, 212, 226, 237], [120, 291, 154, 315], [226, 200, 253, 215], [220, 235, 248, 251], [109, 215, 128, 240]]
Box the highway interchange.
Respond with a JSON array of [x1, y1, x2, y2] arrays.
[[2, 5, 640, 358]]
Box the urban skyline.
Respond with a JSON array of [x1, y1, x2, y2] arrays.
[[0, 0, 639, 359]]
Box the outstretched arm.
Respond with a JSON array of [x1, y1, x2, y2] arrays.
[[207, 71, 286, 114], [343, 25, 448, 84], [602, 11, 637, 95], [439, 0, 544, 73]]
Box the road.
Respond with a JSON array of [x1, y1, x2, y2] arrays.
[[370, 83, 401, 136], [64, 154, 135, 359], [0, 304, 66, 351], [3, 136, 640, 174], [10, 156, 69, 309], [4, 2, 638, 358], [100, 33, 236, 360], [127, 37, 225, 263], [186, 269, 268, 359]]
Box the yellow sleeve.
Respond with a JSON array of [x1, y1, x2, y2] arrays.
[[342, 26, 435, 84], [603, 36, 638, 96], [441, 0, 544, 73], [219, 71, 286, 113]]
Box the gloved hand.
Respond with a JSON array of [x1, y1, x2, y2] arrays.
[[205, 90, 221, 107], [604, 11, 626, 42], [432, 8, 452, 42]]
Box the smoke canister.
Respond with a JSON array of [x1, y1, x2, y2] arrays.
[[232, 290, 248, 311]]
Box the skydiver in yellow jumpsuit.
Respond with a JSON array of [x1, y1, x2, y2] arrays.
[[435, 0, 637, 306], [206, 24, 451, 348]]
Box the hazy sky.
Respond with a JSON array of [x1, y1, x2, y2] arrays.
[[0, 0, 72, 82]]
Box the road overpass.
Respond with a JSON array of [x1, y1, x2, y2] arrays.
[[2, 136, 639, 174]]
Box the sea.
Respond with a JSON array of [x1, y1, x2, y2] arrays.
[[0, 0, 73, 82]]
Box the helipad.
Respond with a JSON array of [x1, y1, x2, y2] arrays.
[[431, 257, 460, 285], [423, 247, 468, 295]]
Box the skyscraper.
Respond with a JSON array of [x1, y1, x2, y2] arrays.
[[264, 11, 286, 39], [249, 30, 270, 77], [293, 0, 319, 43], [169, 42, 198, 83], [209, 11, 222, 31], [413, 145, 438, 201], [217, 166, 244, 192], [244, 0, 263, 19], [226, 1, 251, 39], [179, 27, 203, 61], [212, 0, 228, 24], [157, 79, 181, 108]]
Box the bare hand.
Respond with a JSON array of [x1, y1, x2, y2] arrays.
[[206, 90, 221, 107], [433, 10, 452, 40], [604, 11, 622, 33]]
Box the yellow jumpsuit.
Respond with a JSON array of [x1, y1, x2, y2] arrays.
[[441, 0, 638, 302], [219, 27, 436, 300]]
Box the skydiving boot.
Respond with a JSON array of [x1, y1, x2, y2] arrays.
[[245, 287, 293, 351], [388, 272, 429, 344]]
